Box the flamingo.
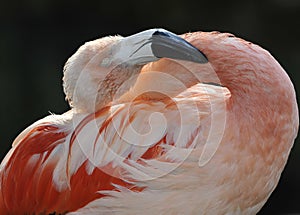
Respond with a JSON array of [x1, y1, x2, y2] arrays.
[[0, 28, 298, 215]]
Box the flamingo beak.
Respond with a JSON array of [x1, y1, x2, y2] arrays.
[[112, 28, 208, 66], [151, 30, 208, 64]]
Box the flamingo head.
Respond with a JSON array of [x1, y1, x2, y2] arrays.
[[62, 29, 208, 112]]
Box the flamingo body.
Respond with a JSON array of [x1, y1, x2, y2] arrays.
[[0, 29, 298, 215]]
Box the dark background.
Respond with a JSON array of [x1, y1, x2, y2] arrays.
[[0, 0, 299, 214]]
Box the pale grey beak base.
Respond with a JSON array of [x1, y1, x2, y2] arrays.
[[151, 30, 208, 64]]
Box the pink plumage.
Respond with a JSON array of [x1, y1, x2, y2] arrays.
[[0, 29, 298, 214]]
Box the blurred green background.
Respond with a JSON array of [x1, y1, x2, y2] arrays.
[[0, 0, 299, 214]]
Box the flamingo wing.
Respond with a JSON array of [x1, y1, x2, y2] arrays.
[[0, 83, 230, 214]]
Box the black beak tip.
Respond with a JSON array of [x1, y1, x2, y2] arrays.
[[151, 29, 208, 64]]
